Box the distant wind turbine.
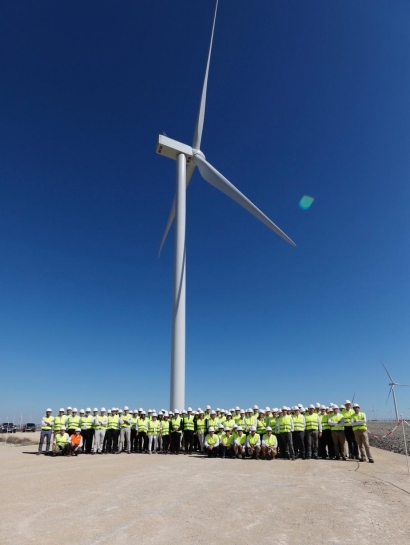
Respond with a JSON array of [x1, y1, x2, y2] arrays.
[[382, 361, 409, 421], [156, 0, 296, 410]]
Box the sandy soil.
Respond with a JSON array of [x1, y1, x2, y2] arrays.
[[1, 442, 409, 545]]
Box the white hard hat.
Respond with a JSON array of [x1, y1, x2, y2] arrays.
[[206, 405, 211, 409], [218, 423, 224, 428], [282, 405, 287, 410], [111, 407, 116, 412], [46, 408, 52, 412], [148, 409, 153, 413], [339, 405, 345, 409], [240, 409, 245, 413], [163, 411, 169, 416], [124, 406, 129, 411], [266, 426, 272, 431], [152, 413, 157, 417], [211, 410, 216, 414], [133, 409, 138, 413], [320, 405, 326, 410], [298, 403, 303, 408], [345, 400, 351, 404], [182, 409, 187, 413], [72, 408, 78, 412], [233, 423, 238, 428], [309, 404, 315, 409], [216, 408, 220, 412], [93, 408, 98, 412], [253, 405, 258, 409], [139, 408, 143, 412], [221, 409, 226, 413], [59, 408, 64, 412], [265, 407, 271, 411], [237, 426, 243, 431], [353, 403, 360, 408], [250, 426, 256, 431], [174, 409, 179, 413], [118, 409, 123, 413], [330, 402, 335, 408], [208, 427, 214, 432], [141, 411, 146, 415], [75, 427, 81, 432], [80, 409, 85, 413], [86, 408, 91, 412], [293, 406, 299, 410], [101, 407, 106, 412], [169, 411, 173, 415], [60, 426, 66, 430], [226, 412, 232, 416], [187, 407, 192, 411], [259, 409, 265, 414], [224, 427, 230, 431], [273, 408, 278, 412], [199, 409, 204, 414], [67, 406, 72, 410], [315, 403, 321, 408], [235, 406, 240, 410]]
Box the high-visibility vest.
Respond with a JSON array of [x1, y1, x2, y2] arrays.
[[342, 408, 354, 427], [95, 415, 108, 430], [70, 433, 82, 446], [205, 434, 218, 446], [330, 413, 344, 431], [321, 414, 330, 431], [224, 419, 235, 430], [293, 414, 305, 432], [207, 418, 219, 430], [235, 433, 247, 445], [41, 416, 54, 430], [256, 418, 266, 435], [196, 418, 207, 433], [248, 433, 260, 446], [221, 434, 234, 446], [81, 415, 94, 430], [204, 413, 210, 421], [244, 416, 256, 430], [131, 417, 138, 429], [218, 415, 226, 425], [121, 414, 132, 428], [235, 418, 246, 428], [233, 414, 241, 423], [148, 420, 160, 435], [161, 421, 170, 435], [137, 418, 148, 433], [171, 417, 181, 431], [55, 433, 69, 446], [92, 415, 99, 430], [305, 413, 320, 431], [263, 433, 277, 447], [54, 415, 67, 431], [351, 412, 367, 431], [108, 415, 120, 430], [268, 417, 277, 429], [183, 416, 195, 431], [278, 415, 292, 433], [67, 415, 80, 429]]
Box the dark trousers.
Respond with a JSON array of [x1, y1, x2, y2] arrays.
[[344, 426, 358, 457], [170, 431, 181, 453], [130, 429, 138, 452], [305, 430, 319, 458], [104, 429, 113, 452], [205, 446, 218, 457], [220, 445, 234, 458], [281, 432, 295, 459], [82, 429, 94, 453], [137, 431, 148, 452], [276, 433, 284, 458], [292, 431, 305, 457], [184, 430, 194, 453], [67, 429, 76, 437], [53, 444, 70, 456], [162, 435, 170, 452], [319, 429, 334, 458]]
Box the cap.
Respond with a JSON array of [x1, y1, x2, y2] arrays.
[[250, 426, 256, 431], [266, 426, 272, 431], [208, 426, 214, 432], [75, 427, 81, 432], [237, 426, 243, 431], [124, 406, 129, 411], [59, 408, 64, 412], [46, 408, 52, 412]]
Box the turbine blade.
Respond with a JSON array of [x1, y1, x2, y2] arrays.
[[386, 386, 393, 404], [158, 163, 196, 256], [194, 154, 296, 246], [395, 383, 410, 387], [192, 0, 219, 150], [381, 361, 394, 383]]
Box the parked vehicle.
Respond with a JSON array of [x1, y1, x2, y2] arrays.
[[1, 423, 17, 433], [22, 423, 37, 432]]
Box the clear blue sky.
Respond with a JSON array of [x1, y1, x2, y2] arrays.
[[1, 1, 409, 422]]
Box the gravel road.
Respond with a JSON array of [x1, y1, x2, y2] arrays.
[[367, 420, 410, 455]]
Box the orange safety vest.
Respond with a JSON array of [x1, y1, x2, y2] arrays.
[[71, 434, 82, 446]]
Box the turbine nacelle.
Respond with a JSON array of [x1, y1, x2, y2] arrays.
[[156, 135, 193, 164]]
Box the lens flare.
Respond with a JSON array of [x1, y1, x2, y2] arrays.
[[299, 195, 314, 210]]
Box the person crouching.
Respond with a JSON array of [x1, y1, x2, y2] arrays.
[[204, 427, 219, 457], [52, 426, 70, 456], [261, 426, 277, 460], [69, 428, 83, 456]]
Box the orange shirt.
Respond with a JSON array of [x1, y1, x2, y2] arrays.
[[70, 434, 82, 446]]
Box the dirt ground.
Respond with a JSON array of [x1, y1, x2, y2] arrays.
[[1, 440, 409, 545]]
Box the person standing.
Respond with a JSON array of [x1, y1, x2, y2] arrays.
[[246, 426, 261, 459], [131, 409, 139, 453], [256, 410, 267, 437], [106, 408, 120, 454], [305, 405, 322, 459], [204, 427, 219, 457], [37, 408, 54, 455], [276, 407, 295, 460], [342, 400, 359, 459], [66, 408, 80, 436], [206, 410, 220, 432], [160, 412, 170, 453], [137, 411, 149, 453], [183, 408, 195, 454], [195, 410, 207, 452], [328, 405, 346, 460], [351, 403, 374, 463], [147, 413, 160, 454], [319, 406, 334, 459], [233, 426, 247, 459], [91, 408, 99, 453], [244, 409, 256, 435], [170, 410, 182, 454], [94, 408, 108, 454], [261, 426, 278, 460], [120, 406, 132, 453], [81, 408, 94, 454], [53, 408, 67, 442], [292, 406, 306, 459]]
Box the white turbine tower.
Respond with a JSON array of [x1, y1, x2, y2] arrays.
[[156, 1, 296, 411], [382, 361, 409, 422]]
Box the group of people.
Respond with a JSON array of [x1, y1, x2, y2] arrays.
[[37, 400, 374, 463]]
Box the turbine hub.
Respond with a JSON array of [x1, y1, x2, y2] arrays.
[[192, 149, 206, 162]]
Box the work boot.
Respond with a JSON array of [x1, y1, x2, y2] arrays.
[[369, 459, 375, 463]]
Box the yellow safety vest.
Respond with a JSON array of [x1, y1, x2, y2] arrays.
[[248, 433, 260, 446], [293, 414, 305, 432], [171, 417, 181, 431], [95, 415, 107, 430], [224, 419, 235, 430], [351, 412, 367, 431], [67, 415, 80, 429], [207, 418, 219, 430], [54, 415, 67, 432], [221, 434, 234, 446], [205, 434, 218, 446], [278, 415, 292, 433], [244, 416, 256, 430], [161, 420, 170, 435], [137, 418, 148, 433], [55, 433, 69, 446], [321, 414, 330, 431], [342, 408, 354, 427], [256, 419, 266, 435], [41, 416, 54, 431], [131, 417, 138, 429], [121, 414, 132, 428], [196, 418, 207, 433], [236, 433, 247, 445], [108, 415, 120, 430], [183, 416, 195, 431], [81, 415, 94, 430], [263, 433, 277, 447], [148, 420, 160, 435], [330, 413, 344, 431], [305, 413, 320, 431]]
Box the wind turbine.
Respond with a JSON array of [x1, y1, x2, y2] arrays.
[[156, 0, 296, 411], [382, 361, 409, 421]]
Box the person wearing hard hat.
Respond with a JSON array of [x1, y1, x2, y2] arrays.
[[276, 407, 295, 460], [37, 408, 54, 455], [224, 412, 235, 431], [195, 409, 207, 452], [80, 408, 94, 454], [318, 405, 334, 459], [137, 411, 149, 453], [94, 408, 108, 454], [182, 407, 195, 455], [170, 410, 182, 454], [342, 400, 359, 460], [235, 409, 246, 430], [160, 412, 170, 453], [147, 413, 160, 454], [233, 426, 247, 459], [253, 405, 259, 416], [52, 426, 70, 456], [351, 403, 374, 463], [131, 410, 139, 453], [328, 406, 346, 460], [246, 426, 261, 459], [91, 408, 99, 452], [261, 426, 278, 460], [119, 406, 132, 453], [256, 410, 267, 437], [106, 408, 120, 454], [292, 406, 306, 459], [220, 427, 235, 458], [204, 405, 212, 421], [305, 405, 322, 459], [66, 408, 80, 436], [204, 426, 219, 457], [69, 428, 83, 456], [206, 410, 220, 433], [54, 408, 67, 443], [244, 408, 256, 435], [233, 407, 241, 423]]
